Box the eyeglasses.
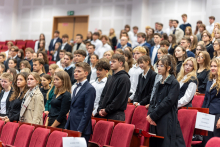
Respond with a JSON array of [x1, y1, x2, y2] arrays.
[[202, 35, 208, 38]]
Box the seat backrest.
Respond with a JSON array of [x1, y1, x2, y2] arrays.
[[46, 131, 67, 147], [91, 120, 114, 146], [205, 137, 220, 147], [25, 41, 35, 49], [16, 41, 26, 45], [131, 106, 150, 132], [124, 105, 135, 124], [29, 127, 50, 147], [14, 124, 34, 147], [178, 109, 198, 147], [110, 123, 134, 147], [0, 122, 19, 145], [192, 95, 205, 108], [0, 120, 5, 135], [91, 119, 96, 131]]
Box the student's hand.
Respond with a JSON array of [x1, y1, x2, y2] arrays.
[[50, 51, 54, 54], [146, 115, 157, 126], [195, 92, 200, 95], [217, 119, 220, 129], [145, 104, 150, 109], [128, 98, 131, 103], [134, 103, 139, 107], [4, 119, 10, 123], [100, 109, 107, 117], [44, 111, 49, 115]]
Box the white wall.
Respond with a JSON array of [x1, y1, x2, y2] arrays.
[[1, 0, 220, 44]]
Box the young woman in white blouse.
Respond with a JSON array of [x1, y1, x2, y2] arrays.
[[90, 54, 99, 82], [177, 57, 197, 108]]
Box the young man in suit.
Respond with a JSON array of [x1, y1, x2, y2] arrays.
[[134, 32, 151, 49], [96, 54, 131, 121], [179, 14, 191, 34], [180, 37, 195, 58], [117, 32, 132, 49], [64, 52, 74, 79], [72, 34, 87, 53], [65, 62, 96, 145], [150, 33, 161, 65], [5, 46, 21, 71], [49, 30, 62, 54], [155, 23, 164, 35], [170, 20, 184, 44], [56, 34, 72, 61]]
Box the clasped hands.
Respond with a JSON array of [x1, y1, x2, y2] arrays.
[[99, 109, 107, 117]]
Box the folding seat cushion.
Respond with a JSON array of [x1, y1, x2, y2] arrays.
[[90, 120, 114, 147], [192, 95, 205, 108], [124, 105, 135, 124], [46, 131, 67, 147], [109, 123, 134, 147], [91, 119, 96, 131], [178, 109, 198, 147], [29, 127, 50, 147], [0, 120, 5, 135], [0, 122, 19, 145], [13, 124, 34, 147], [205, 137, 220, 147]]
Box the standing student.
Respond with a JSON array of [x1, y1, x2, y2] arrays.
[[109, 28, 117, 50], [97, 54, 131, 121], [194, 20, 203, 35], [85, 31, 92, 41], [174, 46, 188, 75], [196, 51, 210, 94], [34, 33, 46, 53], [202, 58, 220, 146], [150, 33, 162, 65], [40, 74, 51, 105], [124, 24, 133, 42], [96, 35, 112, 58], [202, 30, 214, 58], [91, 61, 110, 116], [49, 30, 62, 53], [0, 53, 6, 65], [155, 23, 163, 35], [184, 26, 192, 38], [133, 55, 156, 106], [146, 28, 155, 47], [37, 40, 46, 53], [179, 14, 192, 34], [197, 24, 206, 41], [56, 34, 72, 61], [46, 71, 71, 129], [168, 34, 177, 55], [134, 32, 151, 49], [64, 52, 74, 79], [84, 44, 95, 65], [153, 47, 168, 73], [147, 55, 185, 147], [20, 72, 44, 124], [7, 68, 17, 84], [124, 50, 134, 71], [5, 42, 13, 59], [65, 62, 96, 144], [72, 34, 87, 53], [4, 72, 29, 122], [90, 54, 99, 82], [170, 20, 184, 44], [33, 58, 45, 77], [128, 47, 146, 103], [25, 48, 34, 71], [0, 73, 13, 117], [5, 46, 21, 71], [91, 32, 102, 52], [166, 19, 174, 35], [37, 51, 49, 73], [206, 16, 215, 34], [180, 37, 195, 57], [177, 57, 197, 108], [51, 42, 61, 61]]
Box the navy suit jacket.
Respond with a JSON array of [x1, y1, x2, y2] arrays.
[[202, 80, 220, 115], [150, 46, 159, 65], [65, 81, 96, 135], [187, 50, 195, 58], [116, 42, 131, 48], [49, 38, 62, 52], [133, 42, 151, 49]]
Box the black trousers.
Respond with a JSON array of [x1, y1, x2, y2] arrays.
[[48, 116, 66, 129]]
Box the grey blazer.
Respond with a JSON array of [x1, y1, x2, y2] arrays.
[[72, 43, 87, 54]]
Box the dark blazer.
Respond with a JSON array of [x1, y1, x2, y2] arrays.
[[202, 80, 220, 115], [187, 50, 195, 58], [65, 81, 96, 135], [197, 69, 210, 94], [55, 43, 72, 61], [116, 42, 131, 49], [49, 38, 62, 52], [0, 89, 13, 115], [133, 69, 156, 105], [133, 42, 151, 50], [5, 56, 21, 71], [150, 46, 160, 65]]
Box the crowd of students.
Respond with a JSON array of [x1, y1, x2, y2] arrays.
[[0, 13, 218, 146]]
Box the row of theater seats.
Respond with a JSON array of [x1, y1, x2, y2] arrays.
[[0, 40, 37, 50]]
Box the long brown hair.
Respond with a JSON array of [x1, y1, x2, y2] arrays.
[[10, 72, 29, 101], [209, 58, 220, 94], [38, 40, 46, 53], [197, 51, 210, 70], [173, 46, 188, 63], [124, 50, 134, 70], [194, 20, 202, 35], [190, 35, 198, 50], [169, 34, 177, 48], [146, 28, 154, 42], [137, 55, 154, 71], [37, 51, 49, 64], [54, 71, 71, 95]]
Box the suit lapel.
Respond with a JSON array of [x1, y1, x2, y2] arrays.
[[141, 69, 152, 92], [71, 81, 88, 105]]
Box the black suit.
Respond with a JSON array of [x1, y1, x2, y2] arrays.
[[0, 88, 13, 116], [49, 37, 62, 52], [133, 69, 156, 105], [55, 43, 72, 62], [5, 56, 21, 71]]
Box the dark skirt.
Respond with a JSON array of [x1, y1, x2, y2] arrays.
[[48, 116, 66, 129]]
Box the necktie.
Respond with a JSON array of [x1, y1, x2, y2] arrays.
[[87, 56, 91, 65], [72, 83, 82, 98], [173, 28, 176, 34]]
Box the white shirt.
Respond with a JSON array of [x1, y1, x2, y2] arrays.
[[0, 91, 10, 114], [5, 50, 9, 59], [121, 44, 128, 51], [178, 75, 197, 108], [166, 26, 174, 35], [96, 43, 112, 59], [128, 64, 143, 100], [53, 37, 58, 45], [71, 79, 87, 98], [127, 31, 133, 43], [91, 77, 107, 116], [151, 45, 160, 65], [210, 78, 216, 90], [61, 42, 67, 50], [206, 22, 214, 34], [90, 66, 97, 83], [56, 60, 62, 68], [91, 39, 102, 53], [34, 41, 48, 53], [131, 32, 138, 48]]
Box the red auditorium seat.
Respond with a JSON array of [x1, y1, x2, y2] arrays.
[[2, 45, 8, 50], [178, 109, 198, 147], [46, 131, 68, 147], [0, 42, 5, 45], [0, 122, 19, 145], [6, 40, 15, 45], [25, 41, 35, 49], [16, 41, 26, 49], [205, 137, 220, 147], [107, 123, 134, 147], [29, 127, 50, 147], [25, 40, 34, 42], [192, 95, 205, 108], [0, 120, 5, 134], [124, 105, 135, 124], [49, 61, 56, 65], [13, 124, 34, 147], [92, 119, 96, 131], [90, 120, 114, 147]]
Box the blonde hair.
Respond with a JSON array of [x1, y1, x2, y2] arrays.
[[109, 28, 116, 39], [177, 57, 197, 83], [29, 72, 41, 85], [1, 72, 13, 82], [20, 68, 31, 74], [104, 50, 114, 56], [54, 71, 71, 95], [185, 26, 192, 36], [198, 41, 205, 46], [49, 64, 59, 70], [209, 58, 220, 94], [133, 46, 147, 55], [212, 22, 220, 38], [158, 47, 168, 55]]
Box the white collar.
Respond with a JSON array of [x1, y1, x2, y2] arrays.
[[142, 69, 149, 79], [183, 22, 189, 25], [62, 42, 67, 46], [76, 79, 87, 86], [96, 77, 107, 84]]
